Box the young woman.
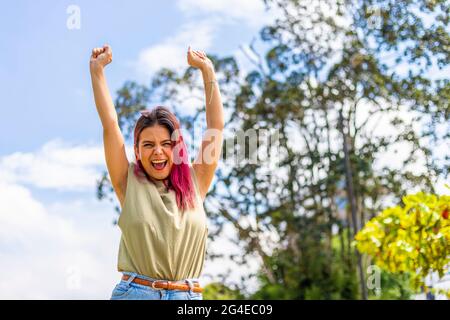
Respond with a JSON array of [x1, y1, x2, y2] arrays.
[[89, 44, 224, 300]]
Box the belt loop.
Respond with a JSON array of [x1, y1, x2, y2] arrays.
[[124, 272, 137, 285], [185, 279, 194, 294]]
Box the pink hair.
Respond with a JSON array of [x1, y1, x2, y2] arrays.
[[133, 106, 196, 211]]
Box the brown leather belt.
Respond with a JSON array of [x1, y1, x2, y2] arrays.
[[122, 275, 203, 293]]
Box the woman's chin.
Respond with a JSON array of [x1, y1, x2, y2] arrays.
[[148, 169, 170, 180]]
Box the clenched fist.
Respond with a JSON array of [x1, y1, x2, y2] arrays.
[[90, 44, 113, 72], [187, 46, 213, 72]]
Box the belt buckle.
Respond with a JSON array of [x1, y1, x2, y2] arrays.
[[151, 280, 167, 291]]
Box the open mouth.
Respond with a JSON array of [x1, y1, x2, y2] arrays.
[[151, 160, 168, 171]]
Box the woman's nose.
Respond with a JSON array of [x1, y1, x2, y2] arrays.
[[154, 145, 163, 154]]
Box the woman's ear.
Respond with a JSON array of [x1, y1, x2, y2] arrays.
[[134, 146, 140, 160]]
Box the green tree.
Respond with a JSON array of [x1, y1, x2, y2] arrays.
[[97, 0, 449, 299], [236, 0, 449, 299]]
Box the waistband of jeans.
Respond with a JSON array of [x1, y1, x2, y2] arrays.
[[121, 271, 200, 284]]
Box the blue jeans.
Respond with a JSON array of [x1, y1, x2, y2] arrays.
[[110, 272, 203, 300]]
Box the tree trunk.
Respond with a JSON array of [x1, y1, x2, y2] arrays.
[[338, 109, 368, 300]]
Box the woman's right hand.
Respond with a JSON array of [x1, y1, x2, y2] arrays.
[[90, 44, 113, 72]]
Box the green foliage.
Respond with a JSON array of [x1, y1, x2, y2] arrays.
[[250, 228, 359, 300], [354, 192, 450, 291], [368, 270, 413, 300], [202, 282, 246, 300]]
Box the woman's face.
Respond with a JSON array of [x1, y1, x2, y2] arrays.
[[135, 125, 174, 180]]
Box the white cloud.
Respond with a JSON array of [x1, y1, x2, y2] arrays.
[[135, 20, 215, 82], [134, 0, 276, 84], [0, 139, 104, 191], [0, 181, 121, 299]]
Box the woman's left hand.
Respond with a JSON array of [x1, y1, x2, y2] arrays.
[[187, 47, 214, 71]]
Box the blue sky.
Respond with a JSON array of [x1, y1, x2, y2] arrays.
[[0, 0, 265, 155]]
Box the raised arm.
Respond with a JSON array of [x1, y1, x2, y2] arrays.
[[187, 47, 224, 201], [90, 44, 129, 207]]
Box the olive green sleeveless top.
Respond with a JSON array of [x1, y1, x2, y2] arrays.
[[116, 162, 208, 281]]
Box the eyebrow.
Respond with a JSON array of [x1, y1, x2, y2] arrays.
[[142, 139, 172, 144]]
